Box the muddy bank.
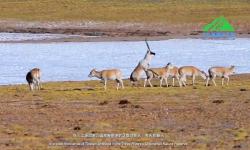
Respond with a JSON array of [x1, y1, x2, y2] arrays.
[[1, 20, 250, 42]]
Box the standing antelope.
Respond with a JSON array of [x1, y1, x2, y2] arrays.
[[130, 40, 155, 86], [88, 69, 124, 90], [144, 63, 181, 87], [166, 65, 181, 87], [179, 66, 207, 87], [26, 68, 41, 91], [206, 66, 235, 86]]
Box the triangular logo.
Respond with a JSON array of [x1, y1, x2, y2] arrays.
[[203, 16, 235, 32]]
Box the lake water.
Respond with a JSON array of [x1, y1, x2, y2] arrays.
[[0, 38, 250, 85], [0, 32, 83, 42]]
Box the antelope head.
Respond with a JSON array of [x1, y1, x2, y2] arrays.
[[200, 71, 208, 80], [88, 69, 97, 78], [230, 65, 236, 74]]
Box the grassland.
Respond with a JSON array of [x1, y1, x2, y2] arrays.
[[0, 0, 250, 41], [0, 0, 249, 24], [0, 74, 250, 149]]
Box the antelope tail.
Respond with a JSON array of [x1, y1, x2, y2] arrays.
[[130, 72, 136, 82], [147, 69, 159, 77]]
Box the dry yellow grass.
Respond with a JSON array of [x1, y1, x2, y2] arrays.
[[0, 74, 250, 149], [0, 0, 249, 24]]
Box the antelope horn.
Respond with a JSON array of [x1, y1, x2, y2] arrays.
[[145, 39, 151, 51]]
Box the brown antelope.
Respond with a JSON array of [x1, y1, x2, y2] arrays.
[[144, 63, 181, 87], [130, 40, 155, 86], [179, 66, 207, 87], [26, 68, 41, 91], [166, 65, 181, 87], [206, 66, 235, 86], [88, 69, 124, 90], [144, 64, 170, 88]]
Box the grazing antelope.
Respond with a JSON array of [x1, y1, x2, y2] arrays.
[[130, 40, 155, 86], [179, 66, 207, 87], [206, 66, 235, 86], [144, 63, 181, 87], [26, 68, 41, 91], [88, 69, 124, 90]]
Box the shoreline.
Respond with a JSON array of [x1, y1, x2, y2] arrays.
[[0, 33, 250, 43], [0, 20, 250, 43], [0, 73, 249, 87]]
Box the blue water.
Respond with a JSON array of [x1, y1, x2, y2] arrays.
[[0, 38, 249, 85]]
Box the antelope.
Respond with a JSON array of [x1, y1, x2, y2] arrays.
[[144, 63, 181, 87], [165, 65, 181, 87], [88, 69, 124, 90], [130, 40, 155, 86], [206, 66, 235, 86], [26, 68, 41, 91], [179, 66, 207, 87]]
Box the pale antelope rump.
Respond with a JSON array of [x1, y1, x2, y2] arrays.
[[130, 40, 155, 86], [88, 69, 124, 90], [206, 66, 235, 86], [26, 68, 41, 91], [178, 66, 207, 87]]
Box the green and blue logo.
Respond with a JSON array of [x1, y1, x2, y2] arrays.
[[203, 16, 236, 39]]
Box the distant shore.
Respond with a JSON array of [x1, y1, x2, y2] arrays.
[[0, 0, 250, 43], [0, 20, 250, 43]]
